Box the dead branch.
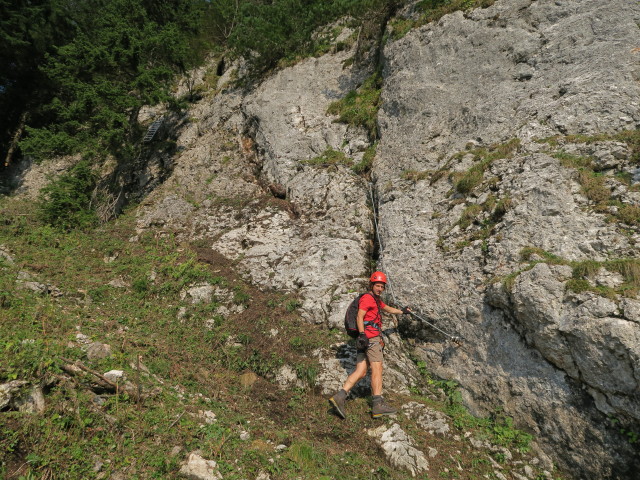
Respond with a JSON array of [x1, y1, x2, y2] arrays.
[[60, 356, 119, 389]]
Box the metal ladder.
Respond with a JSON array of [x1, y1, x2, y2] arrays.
[[142, 116, 164, 143]]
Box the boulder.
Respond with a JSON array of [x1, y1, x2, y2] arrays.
[[367, 423, 429, 477], [179, 453, 223, 480]]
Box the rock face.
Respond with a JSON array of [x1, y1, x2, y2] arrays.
[[136, 49, 374, 326], [374, 0, 640, 478]]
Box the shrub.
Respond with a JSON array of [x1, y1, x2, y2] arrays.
[[453, 166, 485, 194], [492, 196, 512, 220], [353, 144, 376, 175], [577, 171, 610, 205], [459, 204, 483, 229], [451, 139, 520, 194], [37, 159, 98, 230], [571, 259, 602, 280], [327, 72, 382, 139], [617, 204, 640, 226], [402, 169, 432, 182], [302, 148, 353, 167]]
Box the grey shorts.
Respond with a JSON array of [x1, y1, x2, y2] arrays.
[[356, 336, 384, 364]]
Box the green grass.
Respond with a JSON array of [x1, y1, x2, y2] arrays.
[[327, 72, 382, 139], [450, 139, 520, 195], [0, 196, 559, 480], [546, 132, 640, 226], [539, 129, 640, 164], [458, 204, 483, 230], [302, 147, 353, 168], [617, 204, 640, 226], [428, 379, 533, 454], [353, 143, 377, 175], [505, 247, 640, 298]]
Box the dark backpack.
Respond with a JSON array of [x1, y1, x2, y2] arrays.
[[344, 292, 381, 338]]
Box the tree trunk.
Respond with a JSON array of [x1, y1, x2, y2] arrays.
[[4, 111, 28, 167]]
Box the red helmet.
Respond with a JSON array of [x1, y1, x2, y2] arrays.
[[369, 271, 387, 284]]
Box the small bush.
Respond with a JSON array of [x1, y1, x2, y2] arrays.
[[402, 169, 432, 182], [303, 148, 353, 168], [327, 72, 382, 139], [388, 17, 418, 40], [492, 196, 512, 220], [233, 286, 251, 305], [285, 299, 302, 312], [353, 144, 376, 174], [565, 278, 592, 294], [459, 204, 483, 229], [578, 171, 610, 205], [453, 166, 485, 194], [571, 260, 602, 280], [617, 204, 640, 226], [37, 159, 98, 230]]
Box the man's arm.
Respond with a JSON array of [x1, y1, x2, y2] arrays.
[[356, 308, 367, 333], [382, 305, 407, 315], [382, 305, 411, 327]]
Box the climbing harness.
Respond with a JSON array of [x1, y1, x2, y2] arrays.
[[367, 182, 463, 347]]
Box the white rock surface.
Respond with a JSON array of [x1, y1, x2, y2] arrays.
[[367, 423, 429, 477], [179, 453, 223, 480]]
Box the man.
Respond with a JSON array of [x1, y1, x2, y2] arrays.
[[329, 271, 410, 418]]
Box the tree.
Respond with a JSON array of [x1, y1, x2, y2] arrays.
[[0, 0, 77, 165], [18, 0, 204, 161]]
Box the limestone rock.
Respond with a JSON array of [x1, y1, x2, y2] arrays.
[[103, 370, 125, 383], [181, 283, 215, 304], [86, 343, 112, 361], [179, 453, 223, 480], [367, 423, 429, 477], [402, 401, 450, 436], [374, 1, 640, 477], [620, 298, 640, 323], [0, 381, 45, 414], [0, 380, 28, 410], [197, 410, 217, 425], [0, 245, 15, 264], [108, 277, 129, 288], [274, 365, 304, 390]]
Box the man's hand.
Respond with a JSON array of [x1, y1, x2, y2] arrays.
[[355, 333, 369, 352], [402, 306, 412, 314]]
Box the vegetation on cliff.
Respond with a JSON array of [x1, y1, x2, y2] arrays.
[[1, 0, 498, 169]]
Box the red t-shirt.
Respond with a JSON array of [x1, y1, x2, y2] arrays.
[[358, 293, 387, 338]]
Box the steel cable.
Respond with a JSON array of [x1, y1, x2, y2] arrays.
[[367, 182, 463, 345]]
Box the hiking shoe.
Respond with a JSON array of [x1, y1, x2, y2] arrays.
[[371, 397, 397, 418], [329, 389, 348, 419]]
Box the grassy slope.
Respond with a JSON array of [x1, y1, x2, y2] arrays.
[[0, 197, 558, 480]]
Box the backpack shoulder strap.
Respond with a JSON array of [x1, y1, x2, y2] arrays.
[[364, 292, 383, 324]]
